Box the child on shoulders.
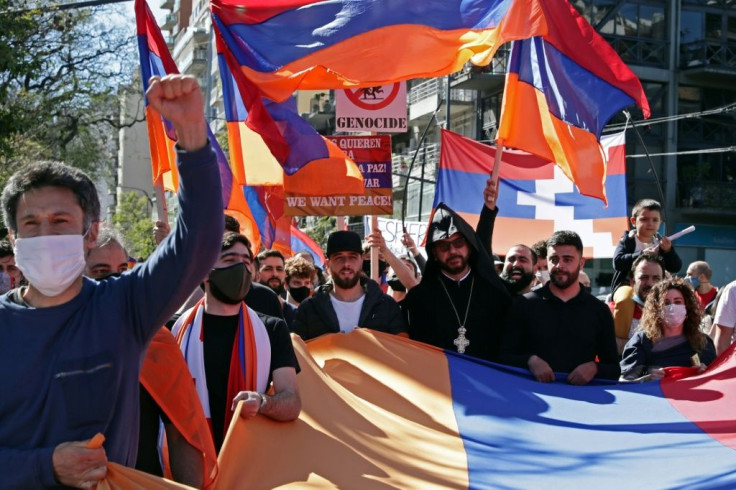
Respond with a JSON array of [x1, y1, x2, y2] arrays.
[[611, 199, 682, 294]]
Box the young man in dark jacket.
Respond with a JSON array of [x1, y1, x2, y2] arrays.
[[293, 230, 406, 341]]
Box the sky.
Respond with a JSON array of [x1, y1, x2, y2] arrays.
[[149, 2, 164, 22], [103, 0, 166, 32]]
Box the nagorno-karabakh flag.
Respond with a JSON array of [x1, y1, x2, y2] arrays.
[[213, 330, 736, 489], [209, 0, 550, 103], [435, 128, 629, 258]]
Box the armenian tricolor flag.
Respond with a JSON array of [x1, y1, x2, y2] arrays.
[[213, 330, 736, 489], [85, 330, 736, 488], [135, 0, 179, 194], [497, 1, 650, 204], [213, 15, 364, 193], [289, 225, 326, 269], [208, 0, 549, 102], [135, 0, 264, 249]]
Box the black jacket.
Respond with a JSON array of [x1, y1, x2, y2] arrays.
[[403, 203, 512, 361], [611, 231, 682, 293], [246, 282, 285, 319], [292, 277, 406, 341]]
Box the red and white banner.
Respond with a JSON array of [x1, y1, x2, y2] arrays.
[[335, 82, 407, 133]]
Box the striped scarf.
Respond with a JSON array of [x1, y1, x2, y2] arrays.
[[173, 299, 271, 440]]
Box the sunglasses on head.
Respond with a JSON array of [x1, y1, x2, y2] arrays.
[[434, 235, 467, 253]]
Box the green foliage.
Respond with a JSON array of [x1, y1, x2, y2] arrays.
[[303, 216, 336, 251], [112, 192, 155, 259], [0, 2, 137, 191]]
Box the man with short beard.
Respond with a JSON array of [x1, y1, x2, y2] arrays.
[[257, 249, 297, 327], [293, 230, 406, 340], [500, 230, 619, 384], [257, 250, 287, 298], [500, 244, 538, 295], [403, 203, 511, 361]]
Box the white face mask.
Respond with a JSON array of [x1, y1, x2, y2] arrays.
[[14, 234, 87, 297], [663, 304, 687, 328], [535, 270, 550, 284]]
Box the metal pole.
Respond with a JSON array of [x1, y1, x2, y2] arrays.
[[418, 146, 426, 221], [401, 100, 443, 229], [445, 75, 452, 131], [204, 23, 215, 124]]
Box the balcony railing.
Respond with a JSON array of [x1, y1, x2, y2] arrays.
[[678, 181, 736, 210], [162, 12, 177, 30], [391, 143, 439, 182], [451, 47, 510, 80], [409, 78, 475, 106], [681, 40, 736, 72], [193, 48, 208, 61], [601, 35, 668, 68]]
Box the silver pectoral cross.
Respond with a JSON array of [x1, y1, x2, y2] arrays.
[[454, 326, 470, 353]]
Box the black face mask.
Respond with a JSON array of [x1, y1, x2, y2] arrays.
[[387, 276, 406, 293], [289, 285, 311, 304], [208, 262, 251, 305], [362, 260, 389, 276]]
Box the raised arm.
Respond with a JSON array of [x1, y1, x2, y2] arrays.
[[475, 177, 499, 258], [366, 230, 419, 290], [125, 75, 224, 343], [400, 232, 426, 273]]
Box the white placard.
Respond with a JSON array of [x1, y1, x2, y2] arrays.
[[364, 216, 427, 258]]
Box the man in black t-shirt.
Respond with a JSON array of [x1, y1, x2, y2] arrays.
[[499, 231, 619, 384], [172, 232, 301, 452]]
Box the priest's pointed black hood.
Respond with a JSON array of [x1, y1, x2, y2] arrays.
[[423, 202, 507, 298]]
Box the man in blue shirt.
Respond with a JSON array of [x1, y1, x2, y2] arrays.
[[0, 75, 223, 488]]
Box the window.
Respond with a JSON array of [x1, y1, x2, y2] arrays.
[[681, 10, 704, 44]]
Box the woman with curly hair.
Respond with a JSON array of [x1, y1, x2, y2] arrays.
[[620, 277, 717, 381]]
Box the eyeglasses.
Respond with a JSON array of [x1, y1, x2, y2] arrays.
[[434, 235, 467, 253]]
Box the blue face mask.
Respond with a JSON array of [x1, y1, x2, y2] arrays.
[[685, 275, 700, 290]]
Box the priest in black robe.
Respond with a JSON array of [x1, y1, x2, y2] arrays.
[[402, 202, 511, 361]]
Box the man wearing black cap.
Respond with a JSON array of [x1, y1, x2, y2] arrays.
[[402, 203, 511, 361], [293, 230, 406, 340]]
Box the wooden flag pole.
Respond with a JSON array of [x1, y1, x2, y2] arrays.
[[370, 215, 379, 283], [153, 179, 168, 223], [336, 216, 347, 231], [369, 129, 380, 284], [491, 139, 504, 188]]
